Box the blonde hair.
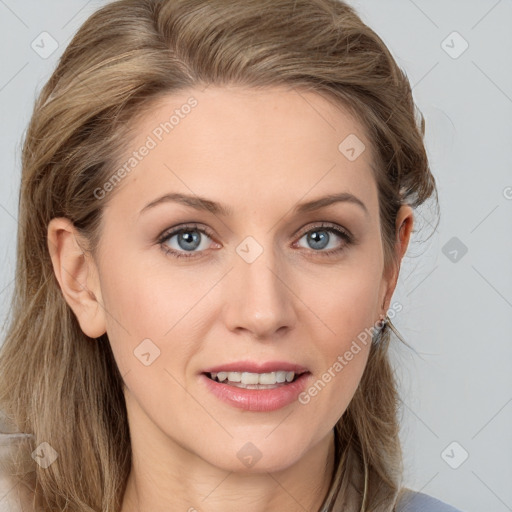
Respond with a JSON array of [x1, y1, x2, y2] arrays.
[[0, 0, 438, 510]]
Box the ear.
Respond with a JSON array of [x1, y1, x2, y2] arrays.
[[380, 205, 414, 314], [47, 218, 107, 339]]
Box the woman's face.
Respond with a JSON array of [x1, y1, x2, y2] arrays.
[[72, 86, 409, 473]]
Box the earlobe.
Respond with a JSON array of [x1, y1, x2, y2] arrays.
[[47, 218, 107, 339]]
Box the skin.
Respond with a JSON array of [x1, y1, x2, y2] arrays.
[[48, 86, 413, 512]]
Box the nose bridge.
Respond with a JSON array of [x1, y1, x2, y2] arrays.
[[225, 234, 296, 337]]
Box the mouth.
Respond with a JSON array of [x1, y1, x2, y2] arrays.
[[200, 364, 312, 411], [203, 370, 309, 389]]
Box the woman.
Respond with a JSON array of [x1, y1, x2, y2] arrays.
[[0, 0, 464, 510]]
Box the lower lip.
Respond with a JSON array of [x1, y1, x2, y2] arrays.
[[200, 372, 311, 412]]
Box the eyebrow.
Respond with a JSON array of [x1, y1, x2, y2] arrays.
[[139, 192, 369, 218]]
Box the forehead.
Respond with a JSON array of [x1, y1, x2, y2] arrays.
[[106, 85, 378, 220]]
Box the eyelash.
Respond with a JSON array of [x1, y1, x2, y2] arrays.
[[157, 222, 354, 260]]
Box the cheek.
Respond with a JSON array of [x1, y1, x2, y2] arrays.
[[300, 264, 380, 413], [316, 262, 382, 340], [99, 256, 210, 374], [101, 249, 189, 331]]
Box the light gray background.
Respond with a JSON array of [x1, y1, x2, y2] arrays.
[[0, 1, 511, 511]]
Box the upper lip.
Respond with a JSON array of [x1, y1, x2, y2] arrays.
[[202, 360, 309, 374]]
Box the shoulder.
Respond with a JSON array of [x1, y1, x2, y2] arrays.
[[396, 488, 466, 512]]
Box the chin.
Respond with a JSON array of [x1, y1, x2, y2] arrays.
[[202, 436, 309, 474]]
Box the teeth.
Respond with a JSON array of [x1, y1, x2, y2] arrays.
[[209, 371, 297, 385], [276, 371, 287, 383], [242, 372, 260, 385]]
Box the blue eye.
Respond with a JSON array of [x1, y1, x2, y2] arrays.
[[158, 222, 353, 259], [158, 223, 215, 259], [295, 223, 353, 256]]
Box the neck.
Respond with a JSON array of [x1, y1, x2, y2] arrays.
[[121, 428, 336, 512]]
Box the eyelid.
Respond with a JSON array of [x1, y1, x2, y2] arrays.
[[157, 223, 215, 242], [294, 222, 353, 243], [157, 221, 354, 259]]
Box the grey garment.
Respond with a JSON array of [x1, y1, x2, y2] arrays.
[[397, 489, 465, 512], [320, 485, 466, 512]]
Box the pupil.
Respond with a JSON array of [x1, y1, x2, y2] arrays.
[[308, 230, 328, 250], [179, 231, 200, 251]]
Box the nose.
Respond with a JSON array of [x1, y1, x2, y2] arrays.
[[222, 241, 297, 340]]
